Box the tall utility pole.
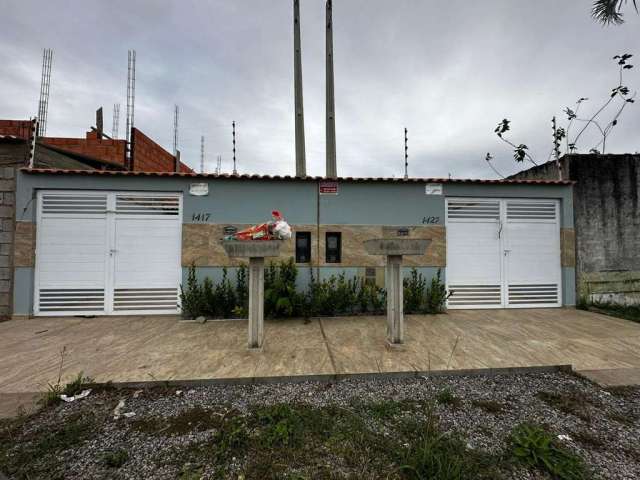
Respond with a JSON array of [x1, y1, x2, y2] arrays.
[[200, 135, 205, 173], [173, 105, 179, 156], [37, 48, 53, 137], [404, 127, 408, 179], [112, 104, 120, 139], [325, 0, 337, 177], [125, 49, 136, 166], [232, 121, 237, 174], [293, 0, 307, 177]]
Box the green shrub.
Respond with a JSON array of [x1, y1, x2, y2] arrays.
[[102, 449, 129, 468], [424, 269, 449, 313], [215, 267, 236, 318], [180, 264, 205, 319], [509, 423, 589, 480], [236, 264, 248, 312], [265, 258, 301, 318], [404, 268, 427, 314]]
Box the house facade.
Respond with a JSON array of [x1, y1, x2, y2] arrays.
[[11, 168, 576, 318]]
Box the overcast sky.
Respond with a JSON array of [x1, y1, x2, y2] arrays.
[[1, 1, 639, 178]]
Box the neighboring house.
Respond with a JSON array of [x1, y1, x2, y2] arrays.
[[11, 169, 575, 318], [0, 119, 193, 318], [509, 153, 640, 306]]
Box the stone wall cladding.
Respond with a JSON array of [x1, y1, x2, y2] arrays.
[[0, 165, 16, 318], [14, 222, 35, 267], [182, 223, 446, 268], [560, 228, 576, 268]]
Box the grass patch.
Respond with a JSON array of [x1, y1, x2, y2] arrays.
[[570, 429, 604, 449], [436, 388, 462, 409], [102, 448, 129, 468], [588, 302, 640, 323], [130, 405, 232, 436], [471, 399, 505, 414], [397, 413, 502, 479], [509, 423, 590, 480], [537, 390, 595, 422], [0, 412, 94, 479]]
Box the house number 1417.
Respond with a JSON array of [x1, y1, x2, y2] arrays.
[[192, 213, 211, 222]]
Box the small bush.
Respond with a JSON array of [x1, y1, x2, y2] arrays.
[[404, 268, 427, 314], [102, 449, 129, 468], [471, 399, 504, 414], [180, 264, 205, 319], [436, 388, 462, 409], [509, 423, 589, 480]]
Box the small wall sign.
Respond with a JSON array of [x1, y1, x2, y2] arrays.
[[319, 181, 339, 195], [425, 183, 443, 195], [189, 183, 209, 196]]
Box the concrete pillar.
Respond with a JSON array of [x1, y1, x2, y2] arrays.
[[386, 254, 404, 345], [248, 256, 265, 349]]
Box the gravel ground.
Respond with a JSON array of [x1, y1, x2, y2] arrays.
[[2, 370, 639, 479]]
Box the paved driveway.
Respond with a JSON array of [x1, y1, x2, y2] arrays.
[[1, 308, 640, 412]]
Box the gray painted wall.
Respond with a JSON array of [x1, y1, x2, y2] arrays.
[[14, 171, 574, 314]]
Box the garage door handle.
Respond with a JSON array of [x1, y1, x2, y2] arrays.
[[109, 249, 118, 256], [504, 249, 511, 256]]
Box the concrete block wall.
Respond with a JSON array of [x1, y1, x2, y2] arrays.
[[510, 154, 640, 305], [0, 166, 15, 318]]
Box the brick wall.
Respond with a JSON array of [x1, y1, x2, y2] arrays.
[[131, 128, 193, 173], [41, 133, 126, 167], [0, 120, 33, 140]]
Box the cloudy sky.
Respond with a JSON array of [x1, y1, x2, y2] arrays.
[[1, 1, 639, 178]]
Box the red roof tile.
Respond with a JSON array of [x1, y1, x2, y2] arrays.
[[18, 168, 574, 185]]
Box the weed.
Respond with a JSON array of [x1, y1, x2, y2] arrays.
[[397, 411, 500, 479], [102, 448, 129, 468], [537, 390, 595, 422], [179, 464, 203, 480], [130, 406, 230, 436], [605, 386, 639, 398], [509, 423, 589, 480], [570, 429, 604, 449], [607, 410, 638, 426], [471, 399, 504, 414], [436, 388, 462, 409]]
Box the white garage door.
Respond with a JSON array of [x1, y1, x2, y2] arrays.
[[34, 191, 182, 316], [446, 198, 561, 309]]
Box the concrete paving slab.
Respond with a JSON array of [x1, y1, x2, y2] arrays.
[[1, 308, 640, 409]]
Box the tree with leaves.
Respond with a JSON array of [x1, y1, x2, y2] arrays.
[[592, 0, 638, 25]]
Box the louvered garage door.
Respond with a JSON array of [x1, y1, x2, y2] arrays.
[[35, 191, 182, 316], [446, 200, 503, 308], [445, 198, 561, 309], [504, 201, 561, 307]]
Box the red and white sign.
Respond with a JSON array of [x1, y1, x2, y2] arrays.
[[319, 181, 339, 195]]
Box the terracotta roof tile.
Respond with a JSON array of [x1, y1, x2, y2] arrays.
[[19, 168, 575, 185]]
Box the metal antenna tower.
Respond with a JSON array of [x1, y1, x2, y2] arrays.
[[112, 104, 120, 139], [293, 0, 306, 176], [216, 155, 222, 174], [325, 0, 337, 177], [404, 127, 408, 179], [37, 48, 53, 137], [125, 50, 136, 165], [173, 105, 179, 156], [232, 121, 237, 174], [200, 135, 205, 173]]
